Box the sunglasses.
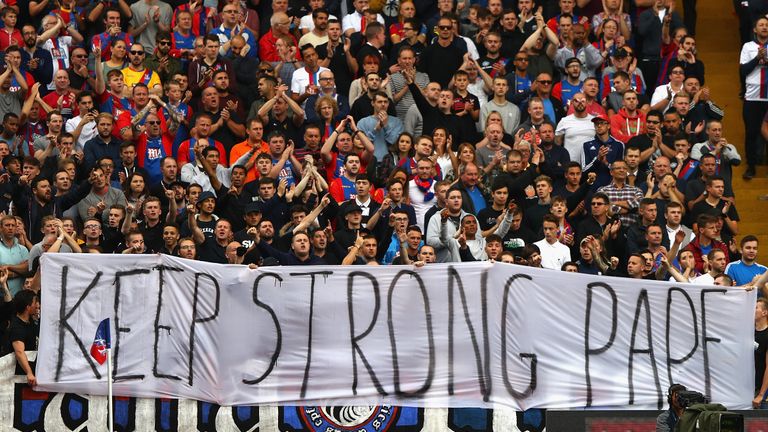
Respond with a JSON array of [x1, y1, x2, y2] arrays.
[[73, 54, 87, 58], [146, 120, 161, 125], [130, 51, 145, 55], [538, 80, 552, 84], [259, 68, 272, 73], [438, 25, 452, 30], [158, 41, 171, 46]]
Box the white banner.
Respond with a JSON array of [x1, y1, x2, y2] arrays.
[[36, 254, 755, 410]]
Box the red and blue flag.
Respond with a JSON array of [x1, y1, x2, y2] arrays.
[[90, 318, 111, 365]]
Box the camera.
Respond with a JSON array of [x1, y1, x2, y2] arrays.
[[676, 390, 708, 408], [673, 389, 744, 432]]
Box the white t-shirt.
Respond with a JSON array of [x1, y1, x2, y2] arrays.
[[555, 113, 595, 162], [341, 11, 384, 34], [299, 13, 337, 32], [534, 238, 571, 270], [692, 273, 715, 285], [290, 66, 330, 101], [740, 41, 768, 102], [65, 116, 97, 152]]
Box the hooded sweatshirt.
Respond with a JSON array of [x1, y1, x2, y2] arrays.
[[610, 108, 646, 144]]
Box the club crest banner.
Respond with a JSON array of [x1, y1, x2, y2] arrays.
[[36, 254, 755, 410]]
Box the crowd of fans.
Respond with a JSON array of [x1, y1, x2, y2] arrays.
[[0, 0, 763, 409]]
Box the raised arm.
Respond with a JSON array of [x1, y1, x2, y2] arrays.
[[121, 202, 136, 235], [342, 233, 365, 265], [321, 116, 348, 163], [186, 204, 206, 244], [659, 254, 689, 283], [293, 195, 330, 234], [36, 15, 64, 44]]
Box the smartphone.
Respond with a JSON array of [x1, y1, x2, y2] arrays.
[[236, 246, 247, 257]]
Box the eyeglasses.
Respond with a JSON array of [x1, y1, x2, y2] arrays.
[[73, 54, 87, 58], [591, 202, 606, 206], [670, 70, 684, 75], [319, 77, 333, 81], [99, 163, 114, 168], [537, 80, 552, 84], [146, 120, 161, 125], [259, 68, 272, 73], [157, 41, 171, 46], [438, 25, 452, 30], [130, 51, 145, 56]]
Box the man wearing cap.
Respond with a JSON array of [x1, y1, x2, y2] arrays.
[[582, 113, 625, 189], [234, 202, 263, 250], [181, 190, 218, 241], [555, 92, 595, 162], [552, 58, 584, 106], [600, 48, 647, 101], [334, 203, 365, 250]]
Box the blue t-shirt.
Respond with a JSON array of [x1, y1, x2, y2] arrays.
[[726, 260, 768, 287], [559, 79, 583, 106], [144, 137, 166, 185]]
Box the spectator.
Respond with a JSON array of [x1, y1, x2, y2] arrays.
[[535, 213, 571, 270], [418, 17, 467, 88], [480, 76, 520, 133], [610, 90, 647, 145], [683, 213, 729, 274], [597, 159, 644, 226], [555, 92, 595, 162], [691, 120, 741, 189], [7, 290, 38, 386], [552, 57, 584, 106], [726, 236, 767, 288], [426, 188, 469, 262], [357, 91, 404, 160], [555, 24, 602, 80]]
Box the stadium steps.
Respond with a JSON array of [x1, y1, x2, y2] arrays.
[[695, 0, 768, 262]]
